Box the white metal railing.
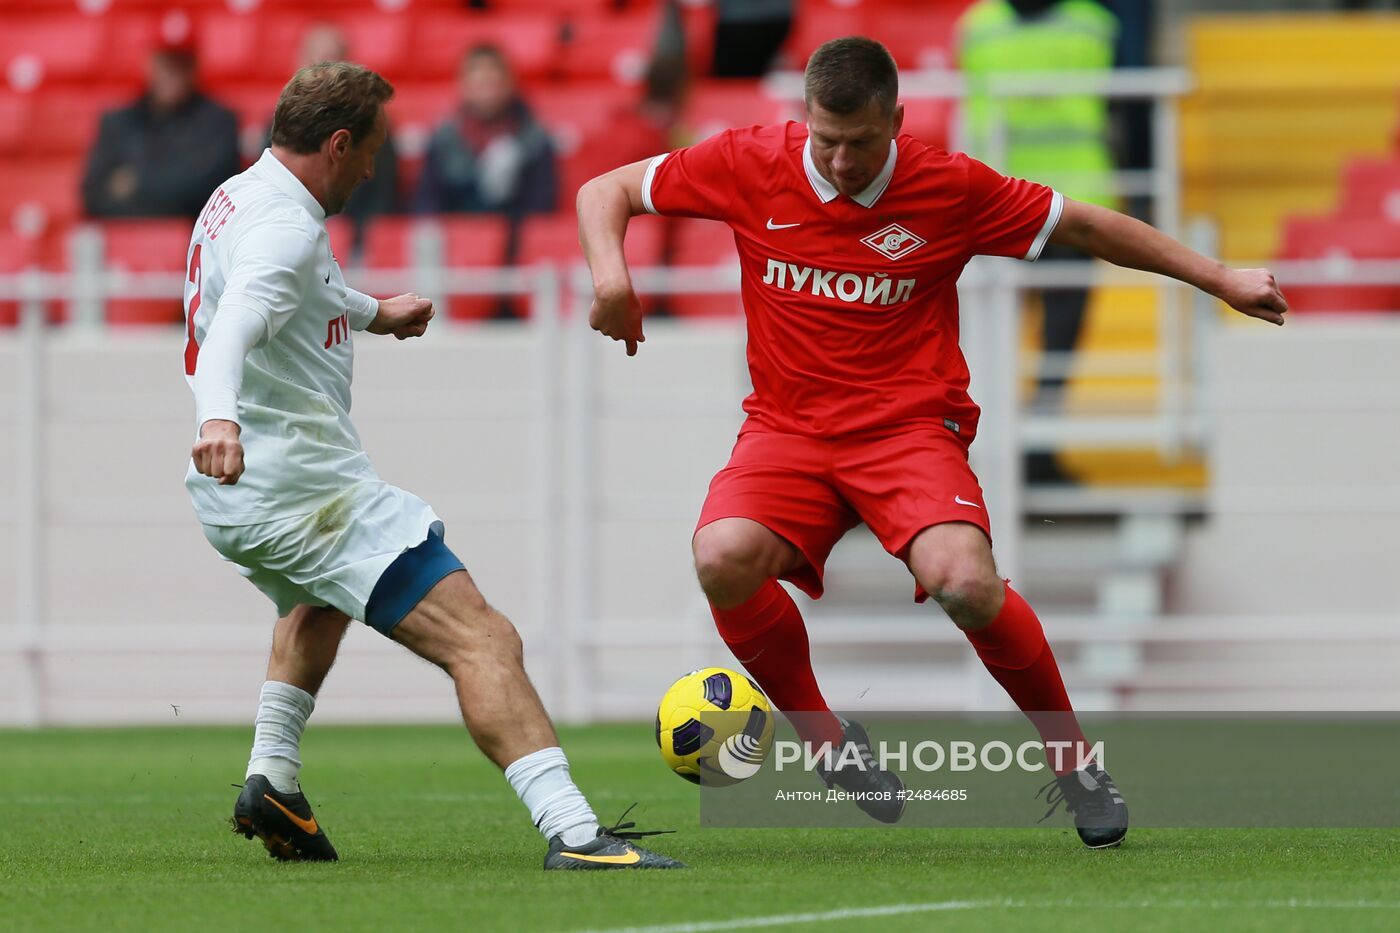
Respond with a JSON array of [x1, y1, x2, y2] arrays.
[[5, 258, 1400, 724]]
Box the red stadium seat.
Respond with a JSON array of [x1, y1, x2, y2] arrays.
[[336, 13, 413, 80], [530, 81, 633, 163], [665, 217, 741, 319], [0, 16, 107, 86], [103, 12, 163, 86], [0, 230, 52, 328], [683, 80, 793, 139], [96, 220, 193, 326], [786, 0, 971, 70], [784, 5, 865, 71], [555, 10, 662, 84], [438, 216, 512, 320], [489, 0, 618, 12], [508, 212, 664, 317], [898, 96, 953, 151], [1279, 215, 1400, 313], [326, 216, 356, 267], [0, 157, 82, 233], [194, 11, 266, 82], [1338, 157, 1400, 222], [407, 12, 560, 82], [866, 5, 965, 71], [19, 88, 129, 157], [0, 93, 30, 156]]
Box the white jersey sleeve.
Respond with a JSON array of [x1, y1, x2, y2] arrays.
[[192, 304, 264, 429], [345, 288, 379, 331]]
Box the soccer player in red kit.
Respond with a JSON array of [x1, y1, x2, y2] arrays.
[[578, 37, 1287, 848]]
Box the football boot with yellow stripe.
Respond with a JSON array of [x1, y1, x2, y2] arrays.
[[543, 804, 685, 870]]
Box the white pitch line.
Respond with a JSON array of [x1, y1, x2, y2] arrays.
[[569, 898, 1400, 933], [571, 901, 990, 933]]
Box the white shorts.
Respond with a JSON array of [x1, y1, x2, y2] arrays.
[[202, 480, 442, 621]]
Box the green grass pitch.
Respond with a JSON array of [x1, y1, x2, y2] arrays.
[[3, 724, 1398, 932]]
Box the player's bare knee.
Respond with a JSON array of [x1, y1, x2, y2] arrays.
[[693, 522, 790, 605], [437, 607, 525, 673], [922, 563, 1001, 627]]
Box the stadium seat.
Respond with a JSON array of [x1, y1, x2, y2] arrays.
[[489, 0, 619, 12], [898, 96, 953, 152], [407, 12, 560, 82], [0, 93, 29, 156], [19, 88, 127, 157], [438, 216, 513, 320], [0, 230, 52, 327], [103, 12, 163, 86], [530, 82, 632, 163], [0, 157, 83, 233], [94, 220, 194, 326], [1278, 215, 1400, 313], [326, 216, 356, 267], [1338, 157, 1400, 222], [555, 10, 661, 84], [335, 12, 413, 80], [683, 80, 792, 139], [0, 16, 107, 85], [783, 5, 865, 71], [193, 11, 265, 82], [507, 212, 665, 317], [664, 217, 741, 319], [865, 5, 965, 71]]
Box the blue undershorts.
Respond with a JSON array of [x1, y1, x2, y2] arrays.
[[363, 523, 465, 636]]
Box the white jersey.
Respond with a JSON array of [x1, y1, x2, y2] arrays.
[[183, 149, 381, 526]]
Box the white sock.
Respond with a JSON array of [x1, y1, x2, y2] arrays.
[[246, 680, 315, 794], [503, 746, 600, 847]]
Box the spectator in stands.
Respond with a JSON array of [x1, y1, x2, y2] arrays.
[[416, 44, 558, 216], [264, 23, 400, 258], [959, 0, 1118, 485], [81, 35, 239, 218]]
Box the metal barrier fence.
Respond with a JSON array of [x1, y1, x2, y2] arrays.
[[5, 255, 1400, 724]]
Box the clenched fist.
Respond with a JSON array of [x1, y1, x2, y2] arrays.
[[367, 293, 435, 340], [192, 419, 244, 486], [1217, 268, 1288, 326]]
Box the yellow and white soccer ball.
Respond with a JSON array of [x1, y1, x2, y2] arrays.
[[656, 667, 774, 786]]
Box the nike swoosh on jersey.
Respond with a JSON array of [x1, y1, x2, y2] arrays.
[[954, 496, 982, 508], [323, 272, 331, 284], [766, 219, 802, 229], [263, 794, 320, 835], [558, 849, 641, 865]]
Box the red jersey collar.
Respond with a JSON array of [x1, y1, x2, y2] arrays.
[[802, 132, 898, 209]]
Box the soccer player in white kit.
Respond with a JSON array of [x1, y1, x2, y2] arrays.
[[184, 62, 680, 870]]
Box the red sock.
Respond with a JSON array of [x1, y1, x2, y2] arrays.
[[711, 580, 844, 749], [963, 584, 1092, 775]]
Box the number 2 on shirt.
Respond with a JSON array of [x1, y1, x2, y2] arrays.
[[184, 242, 202, 376]]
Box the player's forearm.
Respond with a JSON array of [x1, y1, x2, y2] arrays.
[[576, 175, 637, 297], [192, 305, 265, 429], [1049, 199, 1229, 299]]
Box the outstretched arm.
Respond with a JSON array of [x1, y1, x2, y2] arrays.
[[577, 158, 651, 356], [349, 288, 435, 340], [1049, 199, 1288, 326]]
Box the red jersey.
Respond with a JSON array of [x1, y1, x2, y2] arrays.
[[641, 121, 1062, 440]]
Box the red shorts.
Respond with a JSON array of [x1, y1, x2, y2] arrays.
[[695, 427, 992, 602]]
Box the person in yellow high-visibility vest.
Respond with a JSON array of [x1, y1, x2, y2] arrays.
[[959, 0, 1118, 485]]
